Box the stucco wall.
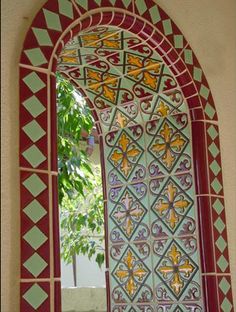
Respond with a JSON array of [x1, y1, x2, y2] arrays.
[[1, 0, 236, 311]]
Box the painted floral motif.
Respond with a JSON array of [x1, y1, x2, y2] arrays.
[[149, 120, 187, 171], [80, 30, 122, 49], [126, 53, 161, 91], [109, 131, 143, 179], [86, 68, 119, 104], [156, 243, 195, 297], [111, 189, 146, 239], [113, 247, 149, 298], [152, 180, 191, 231]]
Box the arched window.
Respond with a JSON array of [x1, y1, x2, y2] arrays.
[[19, 1, 234, 311]]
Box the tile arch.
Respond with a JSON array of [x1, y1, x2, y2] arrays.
[[19, 1, 234, 311]]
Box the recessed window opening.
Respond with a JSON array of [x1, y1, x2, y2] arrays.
[[56, 74, 107, 312]]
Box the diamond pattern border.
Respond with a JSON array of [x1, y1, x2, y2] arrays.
[[212, 197, 230, 273], [21, 282, 50, 311], [21, 171, 50, 279], [206, 124, 224, 196]]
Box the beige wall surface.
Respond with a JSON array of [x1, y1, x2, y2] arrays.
[[1, 0, 236, 311]]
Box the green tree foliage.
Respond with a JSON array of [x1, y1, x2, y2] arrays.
[[57, 73, 105, 268]]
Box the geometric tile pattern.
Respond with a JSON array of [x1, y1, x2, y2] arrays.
[[19, 0, 234, 311], [206, 124, 224, 196], [23, 283, 48, 309]]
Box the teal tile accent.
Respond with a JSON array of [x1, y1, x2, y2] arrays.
[[32, 27, 53, 46], [221, 298, 233, 311], [207, 125, 218, 140], [204, 103, 216, 119], [23, 199, 47, 223], [219, 277, 231, 295], [43, 9, 62, 32], [22, 96, 46, 118], [212, 199, 224, 215], [135, 0, 147, 15], [162, 19, 172, 35], [24, 48, 47, 66], [209, 142, 220, 158], [22, 145, 46, 168], [214, 217, 226, 234], [75, 0, 88, 10], [200, 85, 210, 99], [174, 35, 183, 49], [211, 178, 223, 194], [23, 226, 48, 250], [193, 67, 202, 82], [217, 255, 229, 272], [122, 0, 132, 9], [149, 5, 161, 24], [22, 120, 46, 143], [23, 253, 48, 277], [23, 284, 48, 309], [58, 0, 74, 19], [22, 174, 47, 197], [210, 160, 221, 176], [23, 72, 46, 94], [184, 49, 193, 65], [215, 236, 227, 253]]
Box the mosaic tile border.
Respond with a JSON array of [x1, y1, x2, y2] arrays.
[[19, 1, 234, 311]]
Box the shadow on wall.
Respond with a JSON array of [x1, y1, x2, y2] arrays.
[[62, 287, 106, 312]]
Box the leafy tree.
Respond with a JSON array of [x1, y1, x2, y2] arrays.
[[57, 73, 105, 271]]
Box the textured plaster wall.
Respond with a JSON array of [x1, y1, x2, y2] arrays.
[[1, 0, 236, 311]]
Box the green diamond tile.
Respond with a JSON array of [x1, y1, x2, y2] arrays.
[[135, 0, 147, 15], [217, 255, 229, 272], [193, 67, 202, 82], [211, 178, 223, 194], [209, 142, 220, 158], [214, 217, 226, 234], [22, 145, 46, 168], [200, 84, 210, 99], [24, 48, 47, 66], [22, 174, 47, 197], [109, 0, 116, 5], [94, 0, 101, 4], [219, 277, 231, 295], [23, 283, 48, 309], [32, 27, 53, 46], [23, 199, 47, 223], [213, 199, 224, 215], [75, 0, 88, 10], [23, 226, 48, 250], [58, 0, 74, 19], [205, 102, 216, 119], [174, 35, 183, 49], [221, 298, 233, 311], [23, 72, 46, 94], [216, 236, 227, 253], [149, 5, 160, 23], [43, 9, 62, 32], [123, 0, 132, 8], [210, 160, 221, 176], [162, 19, 173, 35], [22, 95, 46, 118], [184, 49, 193, 65], [207, 125, 218, 140], [23, 253, 48, 277], [22, 120, 46, 143]]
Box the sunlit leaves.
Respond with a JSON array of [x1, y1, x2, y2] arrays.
[[57, 73, 105, 268]]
